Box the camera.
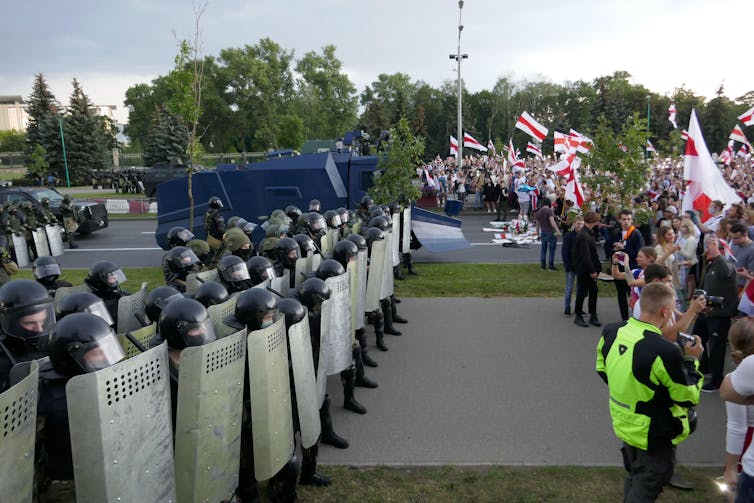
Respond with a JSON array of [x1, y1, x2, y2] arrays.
[[614, 252, 626, 262], [693, 289, 724, 308], [677, 332, 696, 347]]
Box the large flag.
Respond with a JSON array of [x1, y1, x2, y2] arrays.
[[730, 124, 752, 148], [449, 135, 459, 157], [569, 129, 593, 153], [739, 106, 754, 127], [681, 109, 741, 220], [668, 104, 678, 129], [515, 111, 548, 141], [553, 131, 568, 153], [506, 138, 525, 171], [526, 142, 544, 160], [463, 132, 488, 152]]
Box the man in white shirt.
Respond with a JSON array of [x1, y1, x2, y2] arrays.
[[721, 352, 754, 501]]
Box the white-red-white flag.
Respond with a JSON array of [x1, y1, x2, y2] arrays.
[[646, 140, 656, 153], [569, 129, 593, 153], [487, 139, 496, 155], [738, 106, 754, 127], [553, 131, 567, 153], [681, 109, 741, 220], [681, 130, 689, 141], [463, 132, 488, 152], [515, 111, 549, 141], [668, 104, 677, 129], [730, 124, 752, 148], [526, 142, 544, 160], [739, 277, 754, 315], [449, 135, 459, 157], [719, 141, 734, 166], [737, 144, 750, 158]]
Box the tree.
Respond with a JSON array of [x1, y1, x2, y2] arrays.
[[65, 78, 109, 181], [0, 130, 26, 152], [142, 106, 188, 167], [28, 144, 49, 179], [368, 118, 423, 204], [25, 74, 64, 173]]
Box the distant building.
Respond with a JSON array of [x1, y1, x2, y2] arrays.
[[0, 95, 28, 132]]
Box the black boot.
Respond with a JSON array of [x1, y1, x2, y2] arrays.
[[354, 346, 378, 388], [319, 395, 349, 449], [370, 310, 388, 351], [394, 264, 404, 281], [341, 367, 367, 414], [382, 299, 402, 336], [300, 444, 332, 487], [356, 328, 378, 367], [391, 295, 407, 324], [267, 455, 299, 503], [67, 232, 78, 249], [404, 252, 418, 275]]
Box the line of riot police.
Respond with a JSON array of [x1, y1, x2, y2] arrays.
[[0, 193, 416, 503]]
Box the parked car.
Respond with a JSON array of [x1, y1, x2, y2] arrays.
[[0, 187, 109, 235]]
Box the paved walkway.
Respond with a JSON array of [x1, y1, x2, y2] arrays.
[[320, 298, 726, 467]]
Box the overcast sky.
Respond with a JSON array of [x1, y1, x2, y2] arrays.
[[2, 0, 752, 124]]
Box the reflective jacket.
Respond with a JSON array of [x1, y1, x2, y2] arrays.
[[596, 318, 702, 451]]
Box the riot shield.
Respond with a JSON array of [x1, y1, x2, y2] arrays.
[[207, 296, 238, 339], [294, 257, 308, 289], [270, 270, 290, 297], [391, 213, 401, 267], [365, 240, 386, 312], [246, 318, 294, 481], [348, 258, 364, 333], [46, 224, 64, 256], [323, 272, 352, 375], [175, 329, 246, 503], [54, 283, 91, 310], [186, 268, 219, 295], [351, 220, 363, 235], [401, 206, 412, 253], [32, 227, 50, 258], [66, 343, 176, 503], [0, 360, 38, 503], [117, 282, 148, 335], [314, 305, 329, 409], [380, 230, 395, 299], [286, 317, 321, 449], [119, 324, 157, 359], [354, 250, 367, 329], [325, 228, 340, 255], [11, 233, 29, 268]]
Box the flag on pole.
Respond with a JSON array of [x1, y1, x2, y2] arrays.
[[463, 132, 488, 152], [569, 129, 593, 153], [737, 144, 749, 158], [515, 111, 549, 141], [668, 104, 677, 129], [680, 130, 689, 141], [506, 138, 526, 171], [739, 278, 754, 315], [646, 140, 656, 153], [487, 139, 496, 155], [681, 109, 741, 220], [553, 131, 567, 153], [739, 106, 754, 127], [526, 142, 544, 160], [730, 124, 752, 148], [719, 141, 734, 166], [449, 135, 459, 157]]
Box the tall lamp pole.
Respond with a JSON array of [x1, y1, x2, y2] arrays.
[[51, 105, 71, 187], [449, 1, 467, 165], [646, 95, 651, 159]]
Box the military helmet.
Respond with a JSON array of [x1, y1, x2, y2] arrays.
[[165, 246, 200, 273], [308, 199, 321, 213], [192, 281, 230, 308], [265, 223, 289, 239], [359, 195, 374, 211], [223, 228, 251, 252], [332, 240, 359, 269], [278, 297, 306, 329], [218, 255, 251, 284], [86, 261, 126, 292], [369, 216, 390, 231], [246, 256, 275, 285], [33, 256, 62, 282], [159, 298, 216, 350], [297, 278, 331, 312], [0, 279, 56, 341], [226, 216, 243, 228], [379, 204, 391, 215], [315, 259, 345, 281], [323, 210, 342, 229], [274, 237, 300, 268], [336, 207, 349, 224], [58, 291, 115, 327], [364, 227, 385, 254], [186, 239, 211, 263], [285, 205, 302, 222], [271, 209, 292, 226], [345, 233, 367, 251], [389, 201, 402, 214], [167, 226, 195, 248], [41, 197, 51, 206], [62, 194, 72, 203], [48, 313, 125, 375], [144, 286, 183, 323], [304, 212, 327, 236], [370, 207, 386, 219], [208, 196, 223, 209], [232, 288, 278, 331], [293, 234, 317, 258]]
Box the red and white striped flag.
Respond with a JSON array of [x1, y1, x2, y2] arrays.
[[739, 278, 754, 315], [680, 130, 689, 141], [569, 129, 593, 153], [553, 131, 567, 153], [719, 141, 734, 166], [646, 140, 656, 153], [738, 144, 750, 158], [739, 106, 754, 127], [668, 104, 677, 129], [487, 139, 496, 155], [526, 142, 544, 160], [463, 132, 488, 152], [730, 124, 752, 148], [515, 111, 549, 141], [449, 135, 459, 157], [720, 239, 737, 264]]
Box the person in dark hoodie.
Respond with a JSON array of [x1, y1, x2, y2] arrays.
[[561, 215, 584, 317]]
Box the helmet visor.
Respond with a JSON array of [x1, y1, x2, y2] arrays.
[[34, 263, 61, 279], [178, 318, 216, 347], [2, 301, 56, 341], [310, 218, 326, 231], [72, 331, 125, 372], [84, 299, 115, 327], [177, 249, 200, 268], [177, 229, 195, 243], [105, 269, 127, 287], [222, 263, 250, 282], [339, 212, 349, 224], [330, 215, 342, 227]]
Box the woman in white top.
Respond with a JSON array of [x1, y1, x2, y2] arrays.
[[675, 219, 699, 302]]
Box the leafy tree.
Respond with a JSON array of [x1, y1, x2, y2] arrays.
[[143, 105, 188, 166], [369, 118, 423, 204], [0, 130, 26, 152], [360, 73, 416, 138], [28, 144, 49, 179], [274, 115, 305, 150], [65, 78, 109, 179], [25, 74, 64, 172]]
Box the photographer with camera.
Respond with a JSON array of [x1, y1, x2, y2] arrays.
[[596, 282, 703, 502], [693, 233, 738, 392]]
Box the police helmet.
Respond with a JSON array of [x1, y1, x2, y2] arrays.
[[58, 291, 115, 327], [389, 201, 402, 214], [192, 281, 230, 308], [144, 286, 183, 323], [370, 207, 386, 219], [159, 298, 216, 350], [369, 216, 390, 231], [285, 205, 302, 222], [86, 261, 127, 292], [304, 212, 327, 236], [359, 196, 374, 211], [208, 196, 223, 209], [336, 207, 349, 224], [345, 233, 368, 251], [278, 297, 306, 329], [323, 210, 342, 229], [41, 197, 51, 206], [48, 313, 125, 375], [218, 255, 251, 284], [167, 226, 195, 248], [308, 199, 321, 213], [332, 240, 359, 269], [274, 237, 300, 268], [165, 246, 200, 274], [364, 227, 385, 254], [315, 259, 345, 281], [33, 256, 62, 284], [0, 280, 56, 341], [297, 278, 331, 313], [246, 256, 276, 285], [232, 288, 278, 331], [293, 234, 317, 258]]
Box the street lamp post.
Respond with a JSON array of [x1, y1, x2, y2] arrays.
[[449, 1, 467, 165], [646, 95, 651, 159], [51, 105, 71, 187]]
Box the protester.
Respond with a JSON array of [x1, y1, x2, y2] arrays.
[[573, 211, 602, 328], [612, 209, 645, 321], [534, 198, 561, 271], [561, 216, 583, 317]]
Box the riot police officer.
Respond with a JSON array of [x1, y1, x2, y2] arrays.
[[246, 256, 276, 286], [308, 199, 322, 214], [83, 260, 129, 324], [166, 226, 195, 248], [57, 291, 115, 328], [162, 246, 200, 293], [144, 286, 183, 325], [293, 233, 318, 259], [364, 227, 389, 351], [345, 233, 379, 367], [217, 255, 252, 294], [222, 227, 255, 261], [285, 205, 302, 224], [191, 281, 230, 309], [39, 197, 57, 225], [203, 196, 225, 264], [272, 237, 300, 287], [186, 238, 212, 269], [61, 194, 79, 249], [356, 196, 374, 222], [32, 256, 72, 297]]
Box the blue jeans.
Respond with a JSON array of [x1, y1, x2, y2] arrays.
[[564, 271, 575, 312], [736, 471, 754, 503], [540, 231, 557, 268], [474, 191, 482, 208]]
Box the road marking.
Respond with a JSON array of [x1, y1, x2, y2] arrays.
[[470, 243, 499, 246], [140, 232, 154, 235], [65, 247, 162, 251]]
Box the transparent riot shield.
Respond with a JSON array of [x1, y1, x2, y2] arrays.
[[365, 240, 386, 312], [270, 270, 290, 297], [286, 317, 320, 449], [66, 343, 176, 503], [351, 220, 363, 235], [186, 268, 219, 295], [11, 233, 29, 268], [391, 213, 401, 267], [119, 324, 157, 359], [32, 227, 50, 258], [380, 231, 395, 300], [0, 360, 38, 503], [294, 257, 308, 289], [320, 232, 333, 258], [401, 206, 412, 253], [46, 224, 64, 257], [175, 329, 246, 503], [54, 283, 92, 310], [117, 282, 148, 335], [323, 272, 352, 375], [207, 296, 238, 339], [246, 318, 294, 481], [354, 250, 367, 329]]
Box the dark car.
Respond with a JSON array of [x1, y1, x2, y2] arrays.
[[0, 187, 109, 235]]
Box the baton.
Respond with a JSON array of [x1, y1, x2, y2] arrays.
[[266, 286, 285, 298], [134, 312, 149, 328]]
